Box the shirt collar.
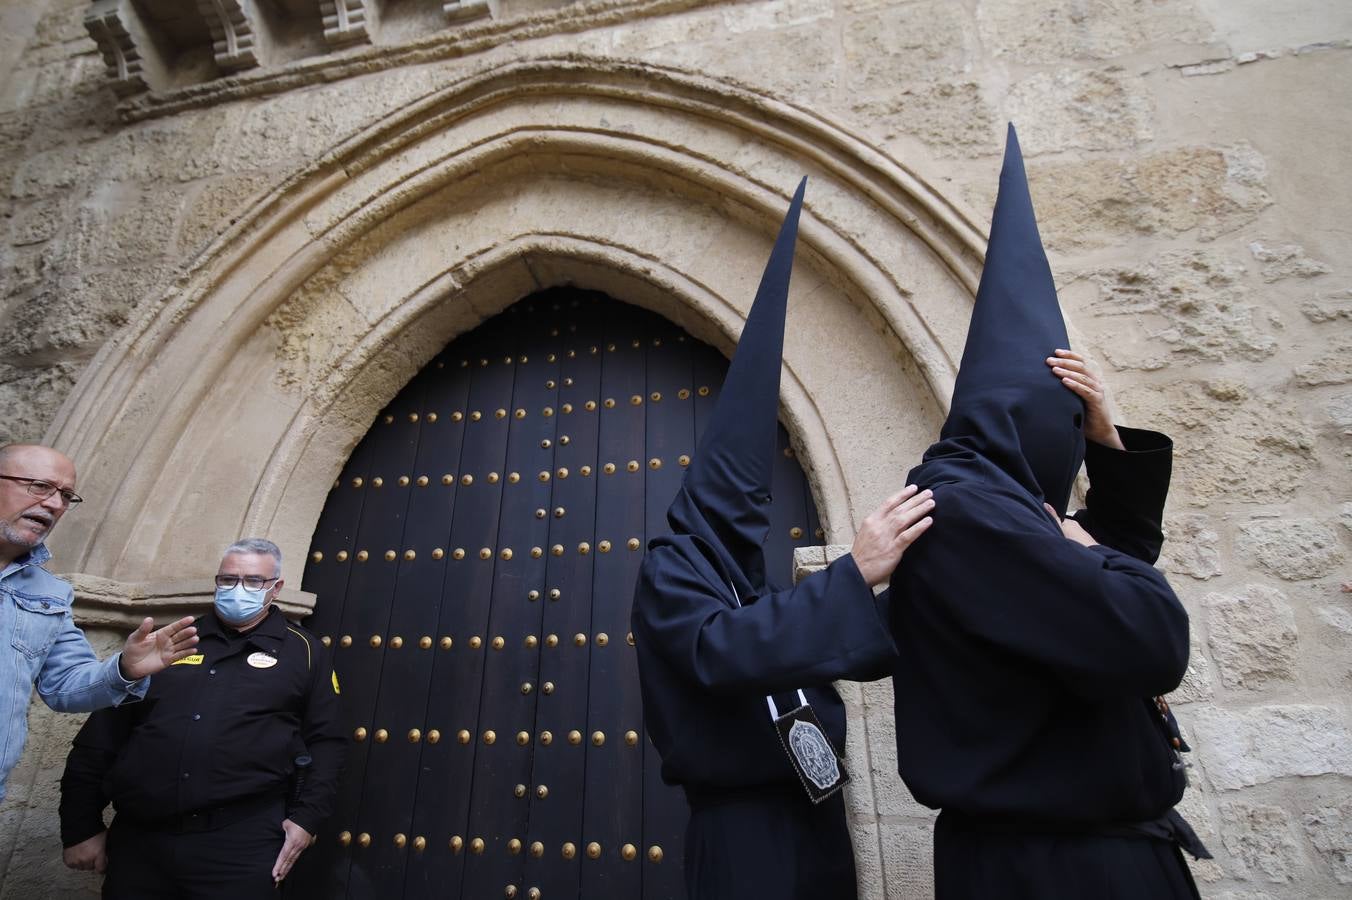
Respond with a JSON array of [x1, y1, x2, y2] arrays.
[[1, 542, 51, 579]]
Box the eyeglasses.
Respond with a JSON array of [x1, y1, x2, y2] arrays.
[[214, 574, 281, 592], [0, 475, 83, 507]]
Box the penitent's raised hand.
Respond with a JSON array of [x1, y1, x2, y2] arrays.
[[1046, 348, 1125, 450], [850, 485, 936, 587]]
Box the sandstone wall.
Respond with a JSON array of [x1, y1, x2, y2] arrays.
[[1, 0, 1349, 897]]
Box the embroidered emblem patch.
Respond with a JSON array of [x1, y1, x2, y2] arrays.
[[788, 718, 840, 790], [247, 651, 278, 669], [172, 653, 204, 666]]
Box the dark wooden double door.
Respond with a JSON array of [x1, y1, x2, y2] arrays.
[[295, 290, 822, 898]]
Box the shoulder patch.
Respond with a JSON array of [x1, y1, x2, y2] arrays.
[[172, 653, 204, 666]]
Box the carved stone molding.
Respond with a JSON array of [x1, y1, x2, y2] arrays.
[[83, 0, 172, 96], [196, 0, 265, 71], [321, 0, 375, 47], [68, 573, 316, 629], [443, 0, 491, 24]]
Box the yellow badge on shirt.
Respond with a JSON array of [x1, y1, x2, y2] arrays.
[[331, 670, 341, 695], [172, 653, 204, 666], [247, 651, 278, 669]]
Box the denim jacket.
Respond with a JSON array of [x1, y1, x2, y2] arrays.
[[1, 543, 147, 802]]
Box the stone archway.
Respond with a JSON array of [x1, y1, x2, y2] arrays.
[[48, 54, 983, 609]]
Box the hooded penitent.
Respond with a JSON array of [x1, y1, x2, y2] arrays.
[[631, 176, 897, 900], [930, 123, 1085, 515], [664, 176, 807, 600], [886, 126, 1204, 897]]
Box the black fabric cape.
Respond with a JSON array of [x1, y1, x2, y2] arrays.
[[632, 532, 896, 899], [889, 427, 1200, 898]]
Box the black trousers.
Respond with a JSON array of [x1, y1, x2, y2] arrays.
[[103, 800, 286, 900], [683, 785, 857, 900], [934, 809, 1202, 900]]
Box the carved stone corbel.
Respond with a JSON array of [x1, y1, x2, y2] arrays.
[[320, 0, 377, 47], [84, 0, 174, 96], [195, 0, 267, 71]]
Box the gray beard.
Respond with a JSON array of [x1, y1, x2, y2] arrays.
[[0, 519, 43, 551]]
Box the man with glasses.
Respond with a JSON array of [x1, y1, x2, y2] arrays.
[[0, 443, 200, 803], [58, 538, 345, 898]]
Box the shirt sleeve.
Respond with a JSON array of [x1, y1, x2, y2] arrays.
[[899, 483, 1190, 699], [59, 708, 131, 847], [284, 641, 347, 836], [1072, 426, 1173, 564], [36, 611, 147, 713], [633, 546, 898, 696]]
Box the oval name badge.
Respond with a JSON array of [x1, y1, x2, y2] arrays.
[[247, 651, 279, 669]]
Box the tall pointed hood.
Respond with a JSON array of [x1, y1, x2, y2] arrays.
[[932, 124, 1085, 515], [666, 177, 807, 598]]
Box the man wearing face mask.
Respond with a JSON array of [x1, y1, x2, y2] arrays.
[[58, 538, 345, 898]]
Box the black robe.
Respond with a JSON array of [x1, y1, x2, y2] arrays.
[[889, 427, 1201, 899], [632, 531, 897, 899]]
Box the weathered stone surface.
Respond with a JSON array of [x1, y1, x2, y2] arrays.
[[176, 171, 279, 256], [1204, 585, 1299, 690], [1116, 381, 1316, 505], [1295, 333, 1352, 387], [1173, 634, 1215, 703], [851, 82, 998, 157], [1191, 705, 1352, 791], [1218, 800, 1306, 883], [1160, 513, 1223, 579], [976, 0, 1212, 63], [653, 24, 841, 102], [1031, 145, 1270, 251], [1237, 518, 1344, 582], [1006, 68, 1151, 153], [1327, 393, 1352, 438], [0, 362, 82, 445], [1302, 795, 1352, 884], [880, 820, 935, 899], [843, 1, 972, 88], [7, 193, 70, 247], [1077, 250, 1277, 369], [56, 184, 185, 270], [1173, 782, 1224, 882], [1249, 240, 1331, 283], [1301, 288, 1352, 323]]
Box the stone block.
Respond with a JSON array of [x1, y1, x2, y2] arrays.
[[1218, 800, 1307, 883], [0, 362, 83, 445], [0, 263, 169, 361], [1172, 783, 1224, 883], [1237, 518, 1344, 582], [1032, 146, 1270, 251], [975, 0, 1211, 64], [843, 1, 972, 89], [1005, 68, 1151, 153], [1173, 634, 1214, 703], [880, 819, 934, 899], [850, 82, 998, 158], [1302, 795, 1352, 884], [63, 183, 185, 270], [1190, 705, 1352, 791], [176, 171, 278, 256], [1204, 584, 1298, 690], [1116, 381, 1316, 506], [1160, 513, 1223, 580]]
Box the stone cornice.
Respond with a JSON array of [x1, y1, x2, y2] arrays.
[[117, 0, 733, 122], [66, 573, 316, 628]]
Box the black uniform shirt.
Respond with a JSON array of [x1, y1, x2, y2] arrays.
[[60, 607, 344, 845]]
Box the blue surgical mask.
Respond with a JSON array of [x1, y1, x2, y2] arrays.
[[214, 583, 270, 625]]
